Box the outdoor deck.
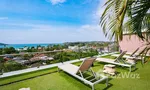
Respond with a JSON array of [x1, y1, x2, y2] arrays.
[[0, 55, 150, 90]]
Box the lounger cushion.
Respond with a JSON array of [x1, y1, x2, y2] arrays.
[[58, 64, 79, 74], [112, 54, 130, 58], [96, 58, 131, 67], [97, 58, 115, 63]]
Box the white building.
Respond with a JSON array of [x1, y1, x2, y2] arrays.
[[23, 46, 28, 51], [68, 46, 79, 51]]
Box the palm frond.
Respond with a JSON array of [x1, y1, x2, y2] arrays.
[[100, 0, 129, 41], [101, 0, 150, 41], [125, 0, 150, 39]]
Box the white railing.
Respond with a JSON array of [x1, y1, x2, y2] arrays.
[[0, 52, 116, 78]]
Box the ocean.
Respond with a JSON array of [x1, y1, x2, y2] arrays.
[[0, 43, 62, 49]]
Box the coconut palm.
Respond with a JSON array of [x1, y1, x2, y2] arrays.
[[100, 0, 150, 62], [100, 0, 150, 41]]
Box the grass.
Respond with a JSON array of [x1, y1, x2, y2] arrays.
[[101, 55, 116, 59], [0, 67, 57, 85], [0, 57, 150, 90], [0, 61, 82, 86]]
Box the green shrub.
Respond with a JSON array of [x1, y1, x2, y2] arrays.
[[3, 47, 17, 54], [4, 61, 27, 72]]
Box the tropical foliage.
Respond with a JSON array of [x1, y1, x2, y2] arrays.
[[2, 47, 18, 54], [100, 0, 150, 60], [3, 60, 27, 72], [100, 0, 150, 41], [54, 50, 98, 63]]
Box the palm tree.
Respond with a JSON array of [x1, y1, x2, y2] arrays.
[[100, 0, 150, 62], [100, 0, 150, 41]]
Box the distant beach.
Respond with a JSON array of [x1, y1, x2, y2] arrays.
[[0, 43, 63, 49]]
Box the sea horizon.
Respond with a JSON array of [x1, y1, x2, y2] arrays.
[[0, 43, 63, 49]]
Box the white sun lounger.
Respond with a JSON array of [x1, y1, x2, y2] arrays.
[[112, 47, 140, 58], [112, 47, 147, 64], [97, 51, 136, 72], [96, 58, 133, 71], [58, 58, 108, 90], [112, 54, 131, 58]]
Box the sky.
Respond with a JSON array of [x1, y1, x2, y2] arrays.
[[0, 0, 108, 44]]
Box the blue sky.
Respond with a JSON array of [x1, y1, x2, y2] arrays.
[[0, 0, 107, 44]]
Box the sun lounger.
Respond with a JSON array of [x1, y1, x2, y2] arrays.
[[112, 47, 139, 58], [112, 47, 148, 65], [127, 47, 147, 59], [127, 47, 147, 64], [112, 47, 147, 60], [58, 57, 108, 90], [130, 47, 148, 64], [97, 51, 136, 72]]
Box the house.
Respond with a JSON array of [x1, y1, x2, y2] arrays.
[[17, 48, 23, 51], [37, 46, 45, 51], [30, 54, 53, 62], [68, 46, 79, 52], [119, 32, 150, 55], [23, 46, 28, 51], [97, 47, 109, 53], [13, 57, 29, 65], [80, 46, 88, 50], [3, 55, 14, 61]]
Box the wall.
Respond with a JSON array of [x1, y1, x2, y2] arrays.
[[119, 33, 149, 55]]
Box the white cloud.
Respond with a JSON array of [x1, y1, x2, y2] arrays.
[[0, 17, 8, 20], [0, 23, 108, 44], [0, 0, 110, 44], [46, 0, 66, 5], [93, 0, 106, 20]]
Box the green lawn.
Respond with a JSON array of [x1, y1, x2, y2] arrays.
[[0, 58, 150, 90], [101, 55, 116, 59]]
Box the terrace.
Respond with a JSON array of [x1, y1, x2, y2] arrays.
[[0, 0, 149, 90], [0, 54, 150, 90]]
